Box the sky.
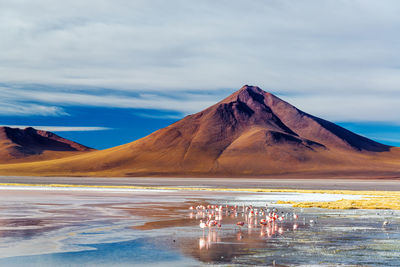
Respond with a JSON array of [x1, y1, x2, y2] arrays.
[[0, 0, 399, 149]]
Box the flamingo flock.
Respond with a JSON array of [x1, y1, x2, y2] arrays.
[[189, 203, 303, 250], [189, 203, 300, 231], [189, 203, 395, 258]]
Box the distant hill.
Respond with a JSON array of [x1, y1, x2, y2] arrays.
[[0, 126, 93, 163], [0, 85, 399, 178]]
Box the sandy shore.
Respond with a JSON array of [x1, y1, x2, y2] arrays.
[[0, 176, 399, 191]]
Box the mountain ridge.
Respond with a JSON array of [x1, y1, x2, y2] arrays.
[[0, 126, 93, 163], [224, 85, 390, 152], [0, 85, 398, 177]]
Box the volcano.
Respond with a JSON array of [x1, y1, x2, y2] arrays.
[[0, 126, 93, 163], [0, 85, 399, 177]]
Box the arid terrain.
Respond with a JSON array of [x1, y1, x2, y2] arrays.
[[0, 85, 399, 178], [0, 126, 93, 163]]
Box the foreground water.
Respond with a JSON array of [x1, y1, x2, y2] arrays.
[[0, 187, 399, 266]]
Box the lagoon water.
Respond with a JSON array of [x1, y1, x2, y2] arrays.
[[0, 187, 399, 266]]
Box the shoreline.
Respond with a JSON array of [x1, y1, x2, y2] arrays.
[[1, 181, 399, 210], [0, 176, 400, 191], [0, 181, 396, 194]]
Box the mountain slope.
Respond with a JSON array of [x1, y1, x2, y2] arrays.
[[0, 126, 93, 163], [0, 85, 398, 177]]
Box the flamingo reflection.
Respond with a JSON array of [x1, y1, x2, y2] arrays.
[[192, 203, 302, 247], [199, 228, 221, 250]]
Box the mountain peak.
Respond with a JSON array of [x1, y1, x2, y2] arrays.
[[0, 85, 397, 177], [238, 84, 274, 96], [238, 84, 262, 92], [208, 85, 390, 153], [222, 84, 269, 106], [0, 126, 93, 163]]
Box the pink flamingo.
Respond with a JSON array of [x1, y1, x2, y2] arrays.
[[260, 219, 267, 225], [199, 220, 206, 229], [236, 221, 245, 229]]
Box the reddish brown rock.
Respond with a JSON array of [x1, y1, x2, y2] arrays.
[[0, 85, 398, 177], [0, 126, 93, 163]]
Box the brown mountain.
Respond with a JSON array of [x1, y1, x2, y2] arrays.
[[0, 126, 93, 163], [0, 85, 399, 177]]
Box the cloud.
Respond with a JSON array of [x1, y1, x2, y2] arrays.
[[0, 103, 67, 117], [1, 0, 400, 91], [134, 112, 182, 120], [0, 1, 400, 123], [2, 83, 400, 124], [0, 85, 219, 115], [281, 92, 400, 123], [0, 86, 68, 116], [2, 125, 111, 132]]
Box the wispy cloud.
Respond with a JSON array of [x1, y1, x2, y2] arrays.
[[2, 83, 400, 124], [0, 102, 67, 117], [134, 112, 182, 120], [0, 85, 219, 115], [2, 125, 111, 132], [282, 93, 400, 123]]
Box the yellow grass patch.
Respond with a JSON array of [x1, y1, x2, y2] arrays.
[[277, 195, 400, 210]]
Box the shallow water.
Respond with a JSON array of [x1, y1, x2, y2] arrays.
[[0, 187, 399, 266]]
